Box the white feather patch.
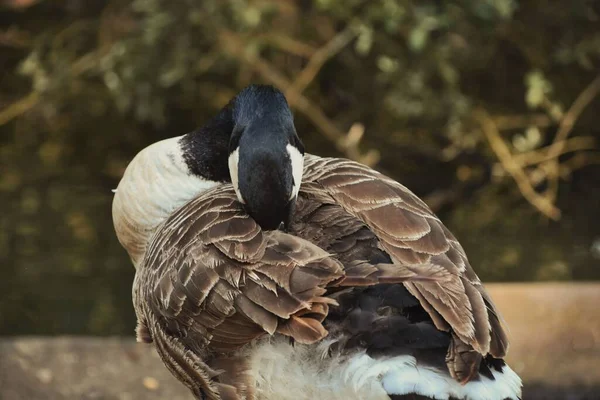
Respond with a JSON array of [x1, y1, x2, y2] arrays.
[[228, 147, 245, 204], [112, 136, 220, 267], [381, 355, 522, 400], [248, 338, 389, 400], [287, 143, 304, 200], [246, 338, 522, 400]]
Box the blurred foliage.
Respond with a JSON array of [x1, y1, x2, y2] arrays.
[[0, 0, 599, 336]]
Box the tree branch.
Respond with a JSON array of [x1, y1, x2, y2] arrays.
[[259, 34, 317, 58], [0, 28, 32, 48], [512, 136, 596, 167], [553, 73, 600, 147], [0, 92, 39, 127], [544, 73, 600, 201], [474, 108, 561, 220], [0, 45, 111, 127], [493, 113, 553, 131], [559, 153, 600, 178], [285, 25, 357, 104]]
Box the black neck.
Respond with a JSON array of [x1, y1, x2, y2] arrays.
[[179, 101, 234, 183], [179, 84, 295, 183]]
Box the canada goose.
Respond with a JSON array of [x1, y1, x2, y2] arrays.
[[112, 85, 522, 400]]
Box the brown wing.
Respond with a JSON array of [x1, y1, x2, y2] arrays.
[[137, 183, 441, 343], [300, 155, 509, 380], [136, 185, 347, 351], [133, 185, 347, 399]]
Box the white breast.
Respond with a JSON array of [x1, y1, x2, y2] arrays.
[[112, 136, 219, 267]]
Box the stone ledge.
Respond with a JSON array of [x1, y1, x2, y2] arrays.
[[487, 283, 600, 387], [1, 283, 598, 399], [0, 336, 190, 400]]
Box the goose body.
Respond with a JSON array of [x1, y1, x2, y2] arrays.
[[112, 85, 522, 400]]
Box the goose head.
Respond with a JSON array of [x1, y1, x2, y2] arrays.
[[227, 85, 305, 231], [113, 85, 303, 266]]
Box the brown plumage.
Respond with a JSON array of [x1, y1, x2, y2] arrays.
[[300, 155, 509, 382], [128, 154, 510, 399]]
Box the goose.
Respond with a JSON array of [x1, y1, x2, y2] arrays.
[[112, 84, 522, 400]]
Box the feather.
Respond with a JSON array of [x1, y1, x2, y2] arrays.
[[301, 155, 510, 383], [277, 315, 329, 344], [446, 333, 482, 384], [128, 153, 515, 399], [234, 295, 278, 335], [463, 279, 492, 354]]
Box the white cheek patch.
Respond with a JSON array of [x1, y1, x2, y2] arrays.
[[228, 148, 245, 204], [287, 143, 304, 200]]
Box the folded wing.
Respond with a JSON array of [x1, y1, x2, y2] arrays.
[[300, 155, 509, 382]]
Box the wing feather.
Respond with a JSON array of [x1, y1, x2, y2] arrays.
[[136, 185, 345, 356], [301, 155, 507, 364]]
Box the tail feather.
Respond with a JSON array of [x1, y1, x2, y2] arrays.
[[380, 354, 522, 400], [322, 283, 522, 400]]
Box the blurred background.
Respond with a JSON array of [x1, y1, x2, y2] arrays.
[[0, 0, 599, 399]]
